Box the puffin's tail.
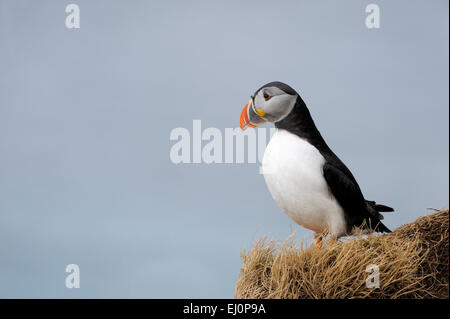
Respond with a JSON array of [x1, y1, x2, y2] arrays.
[[365, 200, 394, 233], [374, 220, 392, 233], [366, 200, 394, 213]]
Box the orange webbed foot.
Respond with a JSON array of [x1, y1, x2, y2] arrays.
[[315, 236, 323, 249]]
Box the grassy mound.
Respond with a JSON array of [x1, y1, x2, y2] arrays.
[[234, 209, 449, 299]]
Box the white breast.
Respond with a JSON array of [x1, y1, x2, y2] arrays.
[[262, 129, 347, 237]]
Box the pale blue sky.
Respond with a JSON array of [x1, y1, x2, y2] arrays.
[[0, 0, 448, 298]]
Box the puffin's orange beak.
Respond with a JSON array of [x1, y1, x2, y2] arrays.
[[240, 100, 257, 130], [240, 99, 266, 130]]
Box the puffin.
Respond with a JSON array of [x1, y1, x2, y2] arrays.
[[240, 81, 394, 245]]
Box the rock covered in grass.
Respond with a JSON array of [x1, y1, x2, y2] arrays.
[[234, 209, 449, 299]]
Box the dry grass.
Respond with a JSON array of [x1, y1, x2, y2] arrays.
[[235, 209, 449, 299]]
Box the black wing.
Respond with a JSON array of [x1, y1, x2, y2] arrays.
[[322, 162, 390, 233]]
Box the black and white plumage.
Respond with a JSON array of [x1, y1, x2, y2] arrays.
[[240, 81, 393, 239]]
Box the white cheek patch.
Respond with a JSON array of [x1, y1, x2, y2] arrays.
[[265, 95, 296, 122], [252, 86, 297, 122]]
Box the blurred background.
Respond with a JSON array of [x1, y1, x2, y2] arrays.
[[0, 0, 448, 298]]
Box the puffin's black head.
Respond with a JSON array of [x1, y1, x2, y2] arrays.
[[240, 81, 298, 130]]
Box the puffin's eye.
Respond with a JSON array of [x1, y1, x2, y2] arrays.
[[263, 92, 271, 101]]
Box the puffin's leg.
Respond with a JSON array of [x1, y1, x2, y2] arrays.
[[315, 236, 323, 248], [313, 233, 323, 248]]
